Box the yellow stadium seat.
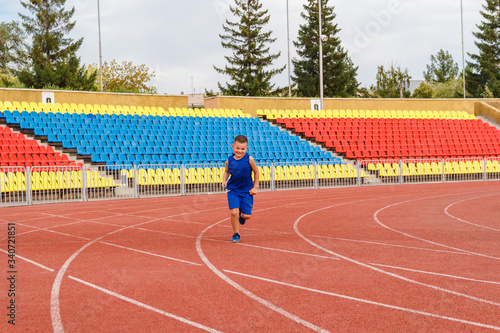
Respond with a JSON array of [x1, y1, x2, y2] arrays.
[[28, 102, 40, 112], [10, 101, 21, 111], [18, 101, 29, 111], [0, 172, 7, 193]]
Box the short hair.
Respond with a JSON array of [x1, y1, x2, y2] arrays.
[[233, 135, 248, 144]]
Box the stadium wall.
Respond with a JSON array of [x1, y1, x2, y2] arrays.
[[0, 88, 187, 109], [475, 101, 500, 124], [205, 96, 500, 118]]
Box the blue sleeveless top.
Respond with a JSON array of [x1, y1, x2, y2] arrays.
[[227, 154, 253, 192]]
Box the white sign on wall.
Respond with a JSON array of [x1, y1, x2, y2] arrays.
[[41, 92, 55, 104], [310, 99, 320, 111]]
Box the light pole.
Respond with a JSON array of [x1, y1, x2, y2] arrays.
[[286, 0, 292, 97], [97, 0, 103, 92], [460, 0, 466, 98], [318, 0, 324, 110]]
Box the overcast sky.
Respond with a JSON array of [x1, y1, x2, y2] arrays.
[[0, 0, 485, 95]]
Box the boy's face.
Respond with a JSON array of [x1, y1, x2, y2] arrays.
[[232, 141, 248, 159]]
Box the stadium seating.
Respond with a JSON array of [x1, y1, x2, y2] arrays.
[[259, 108, 476, 120], [1, 103, 348, 197], [2, 101, 500, 199], [0, 125, 78, 167], [1, 107, 340, 166], [263, 109, 500, 161]]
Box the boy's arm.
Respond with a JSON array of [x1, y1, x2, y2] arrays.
[[222, 161, 229, 188], [249, 156, 259, 195]]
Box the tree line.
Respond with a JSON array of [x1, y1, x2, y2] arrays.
[[0, 0, 156, 93], [216, 0, 500, 99], [1, 0, 499, 98]]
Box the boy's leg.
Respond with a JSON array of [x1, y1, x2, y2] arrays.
[[230, 208, 240, 234], [227, 191, 241, 237], [240, 192, 254, 222]]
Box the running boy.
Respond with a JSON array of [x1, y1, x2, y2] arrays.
[[222, 135, 260, 243]]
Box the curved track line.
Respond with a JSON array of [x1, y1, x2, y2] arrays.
[[0, 248, 221, 332], [49, 195, 337, 331], [373, 194, 500, 260], [68, 276, 222, 333], [224, 269, 500, 331], [196, 218, 330, 333], [292, 198, 500, 307], [444, 194, 500, 231], [49, 204, 230, 333]]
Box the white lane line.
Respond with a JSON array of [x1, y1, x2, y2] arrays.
[[52, 240, 97, 333], [373, 195, 500, 260], [12, 219, 335, 270], [0, 220, 87, 242], [68, 276, 223, 333], [292, 197, 500, 307], [12, 222, 202, 267], [50, 204, 228, 333], [99, 241, 202, 266], [370, 263, 500, 285], [0, 249, 54, 272], [205, 238, 340, 260], [0, 247, 221, 332], [87, 218, 340, 261], [444, 195, 500, 231], [196, 218, 330, 333], [308, 235, 470, 255], [224, 269, 500, 331]]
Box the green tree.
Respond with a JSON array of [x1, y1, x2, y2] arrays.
[[214, 0, 284, 96], [466, 0, 500, 97], [423, 49, 459, 83], [373, 63, 411, 98], [0, 21, 26, 73], [16, 0, 97, 90], [87, 60, 157, 94], [292, 0, 358, 97], [412, 82, 433, 98], [432, 78, 465, 98]]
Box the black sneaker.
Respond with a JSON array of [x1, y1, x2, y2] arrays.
[[239, 211, 246, 225]]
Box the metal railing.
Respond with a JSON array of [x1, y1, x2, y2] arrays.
[[1, 158, 499, 206]]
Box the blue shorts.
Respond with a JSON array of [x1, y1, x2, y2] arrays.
[[227, 190, 254, 215]]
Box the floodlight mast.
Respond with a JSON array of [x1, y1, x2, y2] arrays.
[[460, 0, 466, 99], [97, 0, 103, 92], [287, 0, 292, 97], [318, 0, 324, 110]]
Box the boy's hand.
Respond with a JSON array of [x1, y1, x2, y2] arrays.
[[222, 181, 227, 188], [249, 188, 258, 195]]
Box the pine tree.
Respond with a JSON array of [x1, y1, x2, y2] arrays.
[[292, 0, 358, 98], [214, 0, 285, 96], [423, 49, 459, 83], [466, 0, 500, 97], [17, 0, 97, 90]]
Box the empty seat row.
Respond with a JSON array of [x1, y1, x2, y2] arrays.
[[366, 160, 500, 177], [0, 170, 116, 193], [260, 108, 475, 120], [1, 101, 251, 118]]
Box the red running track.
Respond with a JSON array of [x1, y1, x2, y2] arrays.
[[1, 181, 499, 332]]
